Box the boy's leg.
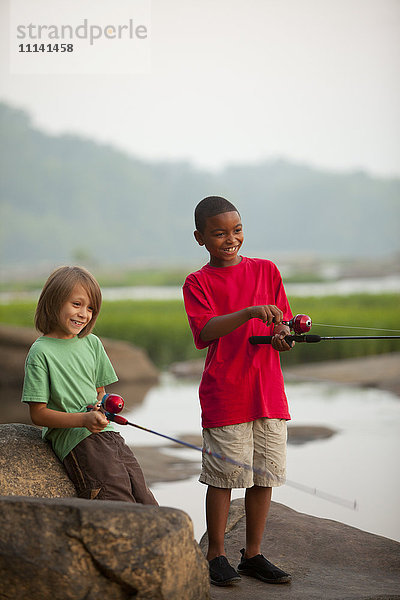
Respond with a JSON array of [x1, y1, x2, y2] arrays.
[[246, 416, 287, 557], [63, 431, 157, 505], [205, 485, 231, 560], [237, 418, 291, 584], [244, 485, 272, 558], [200, 423, 252, 560], [200, 426, 249, 585], [206, 485, 241, 586], [117, 434, 158, 505]]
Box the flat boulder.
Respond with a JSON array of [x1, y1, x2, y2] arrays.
[[201, 499, 400, 600], [0, 496, 210, 600], [0, 423, 210, 599]]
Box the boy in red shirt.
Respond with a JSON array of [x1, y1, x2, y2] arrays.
[[183, 196, 293, 586]]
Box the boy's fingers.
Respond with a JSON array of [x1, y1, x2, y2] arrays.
[[262, 307, 271, 324], [92, 411, 108, 426], [272, 333, 294, 351], [282, 336, 293, 349], [265, 309, 275, 326], [271, 307, 283, 323], [265, 305, 283, 326]]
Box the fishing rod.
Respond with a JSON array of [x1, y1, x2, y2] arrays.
[[250, 333, 400, 345], [252, 313, 400, 345], [88, 393, 357, 510]]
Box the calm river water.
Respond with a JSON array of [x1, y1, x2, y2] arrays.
[[119, 374, 400, 543], [1, 274, 400, 304]]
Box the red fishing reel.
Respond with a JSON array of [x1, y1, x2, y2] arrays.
[[284, 314, 312, 334], [87, 393, 128, 425], [101, 393, 128, 425], [101, 393, 124, 414]]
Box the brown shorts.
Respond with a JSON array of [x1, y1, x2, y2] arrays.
[[63, 431, 158, 505]]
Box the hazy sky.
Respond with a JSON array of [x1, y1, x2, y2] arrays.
[[1, 0, 399, 176]]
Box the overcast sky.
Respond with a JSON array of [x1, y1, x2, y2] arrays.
[[1, 0, 399, 177]]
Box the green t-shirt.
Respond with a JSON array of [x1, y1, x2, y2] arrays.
[[22, 334, 118, 461]]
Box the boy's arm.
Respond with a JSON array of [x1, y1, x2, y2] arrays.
[[28, 402, 109, 434], [200, 305, 284, 342]]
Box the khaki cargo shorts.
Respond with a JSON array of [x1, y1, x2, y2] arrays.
[[199, 418, 287, 489]]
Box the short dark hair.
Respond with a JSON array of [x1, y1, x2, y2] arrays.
[[194, 196, 240, 233], [35, 266, 102, 338]]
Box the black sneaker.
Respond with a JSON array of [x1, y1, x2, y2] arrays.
[[237, 548, 291, 584], [208, 555, 241, 586]]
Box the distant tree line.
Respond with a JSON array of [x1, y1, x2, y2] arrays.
[[1, 101, 399, 267]]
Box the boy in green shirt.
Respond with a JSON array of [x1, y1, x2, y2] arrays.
[[22, 265, 157, 504]]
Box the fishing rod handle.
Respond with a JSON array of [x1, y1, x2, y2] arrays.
[[249, 335, 293, 345], [105, 411, 128, 425], [86, 403, 128, 425], [249, 334, 322, 344]]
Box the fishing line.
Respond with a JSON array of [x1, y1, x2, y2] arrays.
[[109, 414, 358, 511], [313, 322, 400, 333], [94, 393, 358, 511]]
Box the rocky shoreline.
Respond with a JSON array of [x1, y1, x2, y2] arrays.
[[1, 329, 399, 599], [171, 352, 400, 398], [2, 424, 399, 600], [283, 352, 400, 398], [201, 498, 400, 600]]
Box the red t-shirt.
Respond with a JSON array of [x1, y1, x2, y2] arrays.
[[183, 257, 292, 428]]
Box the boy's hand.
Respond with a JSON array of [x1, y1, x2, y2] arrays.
[[272, 323, 294, 352], [248, 305, 283, 326], [271, 333, 294, 351], [83, 410, 109, 433]]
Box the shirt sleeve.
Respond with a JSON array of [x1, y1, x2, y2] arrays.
[[93, 336, 118, 388], [22, 353, 50, 404], [183, 276, 216, 350], [272, 263, 293, 321]]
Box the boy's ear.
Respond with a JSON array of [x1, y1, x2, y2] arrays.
[[194, 230, 205, 246]]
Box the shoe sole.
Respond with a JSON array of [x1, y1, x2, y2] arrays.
[[238, 569, 291, 584], [210, 577, 241, 587]]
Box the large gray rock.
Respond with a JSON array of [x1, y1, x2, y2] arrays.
[[0, 424, 210, 599], [0, 324, 160, 423], [0, 423, 76, 497], [0, 496, 210, 600], [0, 323, 159, 386], [201, 499, 400, 600]]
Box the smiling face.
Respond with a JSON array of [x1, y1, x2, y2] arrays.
[[47, 284, 94, 339], [194, 211, 244, 267]]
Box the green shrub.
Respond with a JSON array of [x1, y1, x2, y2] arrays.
[[1, 294, 398, 368]]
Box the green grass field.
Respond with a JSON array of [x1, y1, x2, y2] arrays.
[[0, 293, 399, 367]]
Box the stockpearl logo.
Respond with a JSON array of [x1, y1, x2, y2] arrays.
[[10, 0, 151, 75]]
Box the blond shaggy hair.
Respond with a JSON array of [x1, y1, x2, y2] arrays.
[[35, 266, 102, 338]]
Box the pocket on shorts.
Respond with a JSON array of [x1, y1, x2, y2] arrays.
[[264, 419, 287, 478], [266, 418, 287, 435]]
